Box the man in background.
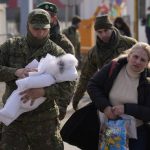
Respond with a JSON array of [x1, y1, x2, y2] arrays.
[[37, 2, 75, 55], [37, 2, 76, 120], [72, 15, 137, 110], [63, 16, 82, 69]]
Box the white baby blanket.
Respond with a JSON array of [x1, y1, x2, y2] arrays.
[[0, 53, 78, 126]]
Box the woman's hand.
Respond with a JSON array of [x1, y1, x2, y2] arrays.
[[104, 106, 118, 119], [112, 105, 124, 116]]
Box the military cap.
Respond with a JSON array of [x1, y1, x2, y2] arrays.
[[37, 2, 58, 14], [94, 15, 113, 30], [28, 9, 51, 29]]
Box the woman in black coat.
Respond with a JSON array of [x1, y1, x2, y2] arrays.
[[87, 42, 150, 150]]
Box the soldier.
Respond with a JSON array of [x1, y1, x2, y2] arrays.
[[0, 9, 75, 150], [37, 2, 75, 55], [62, 16, 82, 69], [72, 15, 137, 110], [37, 2, 77, 120]]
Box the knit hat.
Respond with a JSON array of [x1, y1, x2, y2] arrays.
[[28, 9, 51, 29], [37, 2, 58, 14], [94, 15, 113, 30]]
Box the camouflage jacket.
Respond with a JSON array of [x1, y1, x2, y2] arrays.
[[49, 21, 75, 55], [50, 32, 75, 55], [62, 26, 81, 61], [0, 37, 75, 122], [73, 28, 137, 103]]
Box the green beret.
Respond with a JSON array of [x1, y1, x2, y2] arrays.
[[37, 2, 58, 14], [94, 15, 113, 30], [28, 9, 51, 29]]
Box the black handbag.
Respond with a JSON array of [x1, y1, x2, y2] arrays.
[[60, 102, 100, 150]]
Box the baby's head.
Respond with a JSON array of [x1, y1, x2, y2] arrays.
[[57, 54, 78, 71], [38, 53, 78, 75]]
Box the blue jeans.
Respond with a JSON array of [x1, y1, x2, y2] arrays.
[[129, 125, 148, 150]]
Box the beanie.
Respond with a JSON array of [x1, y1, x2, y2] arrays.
[[94, 15, 113, 30]]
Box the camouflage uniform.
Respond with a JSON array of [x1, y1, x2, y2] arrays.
[[37, 2, 75, 55], [73, 27, 137, 108], [50, 30, 75, 55], [37, 3, 76, 120], [0, 9, 75, 150], [63, 26, 81, 66]]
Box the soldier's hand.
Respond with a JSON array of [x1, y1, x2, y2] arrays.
[[15, 68, 37, 78], [20, 88, 45, 105], [72, 99, 79, 111]]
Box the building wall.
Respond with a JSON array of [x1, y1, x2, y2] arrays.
[[80, 0, 100, 19], [0, 4, 7, 44]]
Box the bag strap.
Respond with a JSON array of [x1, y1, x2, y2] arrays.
[[109, 61, 118, 77]]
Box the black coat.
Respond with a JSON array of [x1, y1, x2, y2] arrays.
[[60, 102, 100, 150], [87, 58, 150, 122]]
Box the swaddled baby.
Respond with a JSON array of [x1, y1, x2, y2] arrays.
[[0, 53, 78, 126]]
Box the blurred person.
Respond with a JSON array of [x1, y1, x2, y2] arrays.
[[0, 9, 75, 150], [87, 42, 150, 150], [114, 17, 132, 37], [72, 15, 137, 110], [145, 6, 150, 44], [62, 16, 82, 69], [37, 2, 75, 55]]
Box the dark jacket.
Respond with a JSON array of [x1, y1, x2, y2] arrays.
[[87, 58, 150, 121]]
